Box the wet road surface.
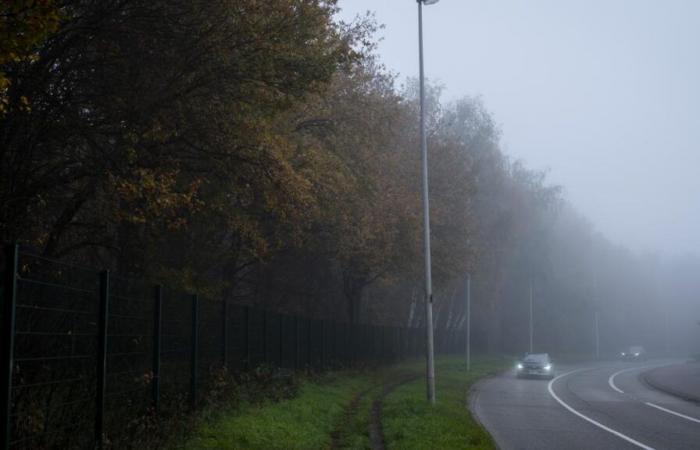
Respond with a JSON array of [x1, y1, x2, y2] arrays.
[[469, 359, 700, 450]]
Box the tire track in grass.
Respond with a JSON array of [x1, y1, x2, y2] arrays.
[[369, 374, 420, 450], [330, 383, 376, 449]]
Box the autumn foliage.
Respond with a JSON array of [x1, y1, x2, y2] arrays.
[[1, 0, 664, 355]]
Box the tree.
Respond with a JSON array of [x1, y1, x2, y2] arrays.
[[0, 0, 60, 114]]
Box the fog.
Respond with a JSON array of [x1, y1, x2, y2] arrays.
[[5, 2, 700, 447], [338, 0, 700, 355], [337, 0, 700, 259]]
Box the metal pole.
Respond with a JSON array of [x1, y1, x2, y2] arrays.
[[466, 273, 471, 372], [1, 244, 19, 450], [663, 303, 669, 355], [529, 279, 533, 353], [294, 316, 300, 369], [592, 271, 599, 360], [307, 318, 312, 368], [279, 314, 283, 368], [152, 285, 162, 412], [320, 320, 325, 369], [222, 298, 228, 368], [244, 306, 250, 370], [190, 294, 199, 410], [262, 310, 268, 364], [595, 311, 600, 360], [418, 0, 436, 405], [96, 271, 110, 449]]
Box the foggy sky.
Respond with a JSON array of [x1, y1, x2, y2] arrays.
[[336, 0, 700, 259]]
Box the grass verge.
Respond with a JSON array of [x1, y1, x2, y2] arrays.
[[182, 371, 374, 450], [181, 357, 507, 449], [381, 357, 505, 450]]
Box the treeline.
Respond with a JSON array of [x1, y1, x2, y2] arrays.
[[0, 0, 685, 355]]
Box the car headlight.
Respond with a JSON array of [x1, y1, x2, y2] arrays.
[[634, 352, 640, 356], [621, 352, 626, 356], [544, 364, 552, 371], [516, 363, 523, 370]]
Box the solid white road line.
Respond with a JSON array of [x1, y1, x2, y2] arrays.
[[608, 365, 700, 424], [548, 369, 655, 450], [643, 402, 700, 424], [608, 366, 651, 394]]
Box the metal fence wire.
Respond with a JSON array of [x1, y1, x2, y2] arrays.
[[0, 244, 462, 449]]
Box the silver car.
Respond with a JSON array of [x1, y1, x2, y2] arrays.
[[516, 353, 555, 379], [620, 345, 647, 361]]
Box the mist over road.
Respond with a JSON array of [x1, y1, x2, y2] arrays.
[[469, 359, 700, 450]]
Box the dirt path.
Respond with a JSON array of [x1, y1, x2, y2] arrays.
[[368, 374, 419, 450], [329, 384, 376, 449], [329, 372, 419, 450]]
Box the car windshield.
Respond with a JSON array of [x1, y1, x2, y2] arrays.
[[523, 354, 549, 363], [629, 346, 644, 353]]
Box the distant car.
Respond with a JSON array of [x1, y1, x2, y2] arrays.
[[620, 345, 647, 361], [516, 353, 555, 379]]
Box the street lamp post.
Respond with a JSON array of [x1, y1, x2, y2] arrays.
[[664, 307, 669, 355], [595, 310, 600, 359], [529, 279, 533, 353], [417, 0, 438, 404], [466, 273, 471, 372], [593, 270, 599, 359]]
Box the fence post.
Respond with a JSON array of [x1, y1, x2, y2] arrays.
[[332, 322, 337, 366], [396, 327, 401, 361], [346, 323, 351, 366], [278, 314, 284, 368], [330, 322, 335, 367], [95, 270, 110, 449], [387, 327, 390, 360], [394, 325, 403, 361], [306, 319, 312, 368], [294, 316, 300, 369], [382, 327, 386, 361], [368, 326, 373, 362], [262, 310, 268, 364], [320, 320, 325, 369], [152, 285, 162, 413], [342, 323, 347, 366], [190, 294, 199, 410], [221, 298, 227, 368], [359, 325, 364, 363], [354, 323, 367, 365], [350, 324, 356, 366], [387, 327, 391, 361], [1, 244, 18, 450], [353, 324, 357, 364], [244, 306, 250, 370]]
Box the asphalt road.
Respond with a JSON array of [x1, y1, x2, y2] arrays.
[[643, 362, 700, 403], [469, 359, 700, 450]]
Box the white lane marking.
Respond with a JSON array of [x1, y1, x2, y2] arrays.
[[608, 366, 652, 394], [548, 369, 655, 450], [609, 364, 700, 424], [643, 402, 700, 424]]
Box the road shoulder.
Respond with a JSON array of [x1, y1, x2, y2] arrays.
[[641, 362, 700, 404]]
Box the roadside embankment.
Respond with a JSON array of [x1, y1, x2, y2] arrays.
[[181, 356, 507, 449], [642, 361, 700, 403]]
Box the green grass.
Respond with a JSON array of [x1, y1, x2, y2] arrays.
[[331, 381, 376, 449], [183, 372, 374, 450], [181, 357, 508, 450], [382, 357, 506, 450]]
